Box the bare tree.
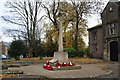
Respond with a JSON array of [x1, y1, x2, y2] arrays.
[[42, 0, 60, 29], [2, 0, 43, 57], [70, 0, 104, 51], [42, 0, 60, 44]]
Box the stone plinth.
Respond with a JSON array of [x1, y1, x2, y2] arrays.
[[54, 52, 68, 63], [52, 65, 81, 71]]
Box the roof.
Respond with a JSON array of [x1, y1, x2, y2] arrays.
[[101, 1, 120, 14], [115, 2, 120, 5], [109, 0, 120, 4], [87, 24, 102, 31]]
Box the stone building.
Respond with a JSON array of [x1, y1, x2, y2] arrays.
[[0, 42, 2, 54], [88, 1, 120, 62], [0, 42, 9, 56], [88, 25, 104, 59]]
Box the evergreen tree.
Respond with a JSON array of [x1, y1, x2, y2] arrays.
[[8, 40, 27, 60]]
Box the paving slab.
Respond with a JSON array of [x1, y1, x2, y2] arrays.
[[20, 64, 111, 78]]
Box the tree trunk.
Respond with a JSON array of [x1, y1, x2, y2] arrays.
[[28, 46, 33, 57], [74, 10, 79, 51]]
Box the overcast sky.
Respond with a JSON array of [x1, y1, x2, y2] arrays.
[[0, 0, 109, 46]]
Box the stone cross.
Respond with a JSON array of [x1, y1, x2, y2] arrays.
[[58, 19, 63, 52], [49, 12, 68, 63]]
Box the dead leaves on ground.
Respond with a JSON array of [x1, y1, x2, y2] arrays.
[[0, 74, 17, 78], [98, 65, 109, 72], [69, 57, 104, 63]]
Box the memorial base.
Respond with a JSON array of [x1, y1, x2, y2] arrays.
[[52, 65, 81, 71], [50, 52, 68, 63]]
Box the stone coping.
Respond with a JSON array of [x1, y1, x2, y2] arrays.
[[52, 65, 81, 71]]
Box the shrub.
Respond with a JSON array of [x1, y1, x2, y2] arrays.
[[64, 48, 77, 58], [77, 49, 85, 57], [84, 47, 90, 57], [39, 56, 43, 60], [15, 57, 20, 60]]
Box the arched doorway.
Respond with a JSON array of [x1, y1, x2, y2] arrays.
[[110, 41, 118, 61]]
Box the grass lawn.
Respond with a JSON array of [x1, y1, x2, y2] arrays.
[[2, 57, 53, 63], [2, 57, 104, 64]]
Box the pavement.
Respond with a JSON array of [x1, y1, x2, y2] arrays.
[[17, 63, 115, 78], [98, 63, 119, 78]]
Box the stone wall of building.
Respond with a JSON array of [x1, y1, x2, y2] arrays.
[[0, 42, 2, 54], [88, 2, 120, 62], [101, 2, 120, 62], [88, 25, 104, 59], [0, 42, 9, 56], [2, 45, 8, 56]]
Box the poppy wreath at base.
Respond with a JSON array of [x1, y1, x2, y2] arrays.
[[46, 65, 52, 70], [62, 62, 68, 66], [55, 63, 62, 67], [46, 61, 49, 65], [43, 64, 53, 70], [43, 61, 53, 70], [43, 61, 75, 70], [68, 62, 74, 66], [43, 64, 47, 68]]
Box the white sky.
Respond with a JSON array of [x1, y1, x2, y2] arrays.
[[0, 0, 109, 46], [0, 0, 14, 42]]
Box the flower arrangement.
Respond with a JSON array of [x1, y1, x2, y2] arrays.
[[43, 64, 47, 68], [55, 62, 62, 67], [68, 62, 74, 66], [43, 61, 75, 70], [43, 61, 53, 70], [46, 65, 52, 70], [46, 61, 49, 65], [62, 62, 68, 66]]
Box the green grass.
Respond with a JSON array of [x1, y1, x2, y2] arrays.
[[2, 57, 53, 63], [2, 58, 36, 62]]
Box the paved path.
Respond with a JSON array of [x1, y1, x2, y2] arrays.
[[19, 64, 111, 78], [97, 63, 119, 78]]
